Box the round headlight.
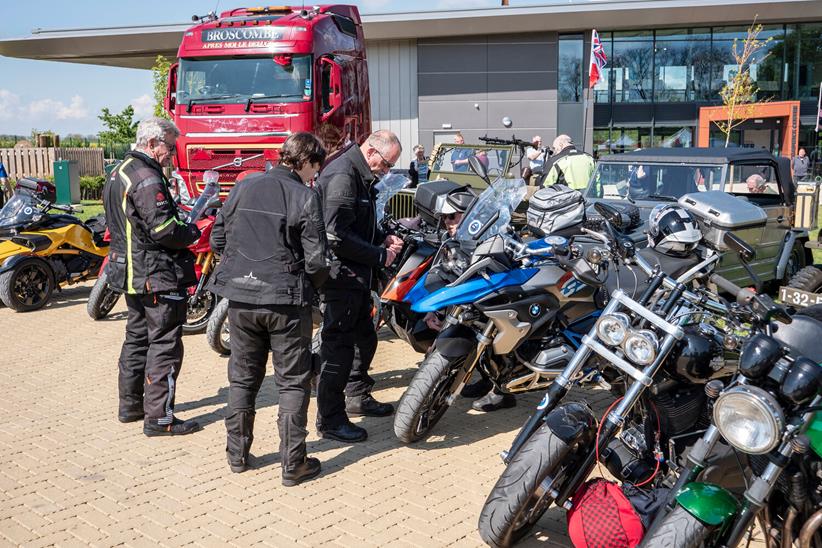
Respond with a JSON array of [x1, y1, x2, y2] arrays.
[[623, 329, 659, 365], [596, 313, 631, 346], [713, 385, 785, 455]]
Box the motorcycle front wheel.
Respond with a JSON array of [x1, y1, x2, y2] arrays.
[[478, 422, 576, 548], [637, 506, 712, 548], [393, 348, 467, 443], [86, 272, 121, 320], [183, 290, 217, 334]]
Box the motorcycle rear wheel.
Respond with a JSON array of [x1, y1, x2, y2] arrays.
[[87, 272, 121, 320], [478, 422, 574, 548], [206, 298, 230, 355], [638, 506, 712, 548], [393, 349, 465, 443]]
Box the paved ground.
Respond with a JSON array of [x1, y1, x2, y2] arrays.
[[0, 283, 764, 547]]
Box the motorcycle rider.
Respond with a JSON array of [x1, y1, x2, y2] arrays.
[[208, 132, 329, 482], [103, 117, 202, 436], [315, 130, 403, 443], [539, 134, 594, 190]]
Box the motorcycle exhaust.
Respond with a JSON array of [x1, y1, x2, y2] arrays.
[[798, 507, 822, 548]]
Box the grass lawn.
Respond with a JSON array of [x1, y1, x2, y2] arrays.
[[812, 207, 822, 265], [75, 200, 104, 222]]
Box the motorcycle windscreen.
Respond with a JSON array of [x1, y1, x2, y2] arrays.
[[410, 268, 538, 313], [454, 178, 526, 244], [0, 194, 40, 230], [375, 173, 411, 224]]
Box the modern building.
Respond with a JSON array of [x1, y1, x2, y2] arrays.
[[2, 0, 822, 166]]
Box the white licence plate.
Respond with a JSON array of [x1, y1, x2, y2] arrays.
[[778, 286, 822, 308]]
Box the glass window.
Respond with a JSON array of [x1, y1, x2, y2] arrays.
[[178, 55, 312, 104], [613, 40, 654, 102], [727, 163, 781, 200], [586, 162, 724, 201], [789, 23, 822, 100], [710, 25, 785, 101], [655, 28, 711, 102], [609, 127, 652, 153], [559, 35, 584, 102], [652, 127, 694, 148], [593, 128, 611, 158]]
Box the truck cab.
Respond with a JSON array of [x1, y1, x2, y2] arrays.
[[165, 5, 371, 198]]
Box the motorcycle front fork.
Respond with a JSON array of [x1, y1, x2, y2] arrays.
[[191, 251, 213, 297], [445, 320, 496, 406]]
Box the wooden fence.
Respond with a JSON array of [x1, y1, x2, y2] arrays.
[[0, 147, 105, 179]]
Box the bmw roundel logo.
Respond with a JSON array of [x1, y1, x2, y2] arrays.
[[468, 220, 482, 235], [23, 207, 33, 215], [529, 304, 541, 317]]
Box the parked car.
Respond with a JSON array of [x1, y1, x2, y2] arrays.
[[585, 147, 810, 287]]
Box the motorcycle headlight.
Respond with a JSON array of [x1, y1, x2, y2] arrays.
[[596, 313, 631, 346], [713, 385, 784, 455], [622, 329, 659, 365]]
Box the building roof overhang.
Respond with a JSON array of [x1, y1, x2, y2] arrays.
[[1, 0, 820, 70]]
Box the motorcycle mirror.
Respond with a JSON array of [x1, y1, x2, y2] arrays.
[[468, 156, 490, 184], [723, 233, 755, 263], [593, 201, 623, 229]]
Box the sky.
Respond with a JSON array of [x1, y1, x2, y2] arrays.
[[0, 0, 549, 137]]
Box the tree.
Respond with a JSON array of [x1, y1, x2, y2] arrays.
[[152, 55, 172, 119], [98, 105, 138, 144], [714, 18, 773, 147]]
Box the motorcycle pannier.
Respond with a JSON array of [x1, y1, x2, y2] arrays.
[[678, 191, 767, 252], [413, 180, 468, 227], [527, 183, 585, 236]]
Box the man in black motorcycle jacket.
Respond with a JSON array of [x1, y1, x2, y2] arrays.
[[314, 130, 404, 443], [208, 132, 330, 482], [102, 117, 202, 436]]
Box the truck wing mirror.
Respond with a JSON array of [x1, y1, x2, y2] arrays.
[[165, 63, 178, 116], [320, 57, 342, 122]]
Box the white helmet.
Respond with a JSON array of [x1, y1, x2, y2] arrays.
[[647, 204, 702, 256]]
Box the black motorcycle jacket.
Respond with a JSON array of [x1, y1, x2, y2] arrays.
[[315, 144, 386, 291], [102, 151, 200, 295], [208, 166, 330, 306]]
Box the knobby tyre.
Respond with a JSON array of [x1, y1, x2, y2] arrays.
[[787, 265, 822, 293], [638, 506, 712, 548], [478, 423, 573, 548], [86, 272, 121, 320], [206, 298, 230, 355], [393, 349, 463, 443]]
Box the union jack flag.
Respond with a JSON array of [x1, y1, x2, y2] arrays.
[[589, 29, 608, 89]]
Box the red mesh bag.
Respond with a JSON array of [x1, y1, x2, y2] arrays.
[[567, 479, 644, 548]]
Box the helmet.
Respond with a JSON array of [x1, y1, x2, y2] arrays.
[[647, 204, 701, 256]]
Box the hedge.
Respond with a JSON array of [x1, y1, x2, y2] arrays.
[[80, 175, 106, 200]]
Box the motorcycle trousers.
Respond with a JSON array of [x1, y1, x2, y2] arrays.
[[316, 288, 377, 430], [225, 302, 312, 471], [118, 291, 187, 424]]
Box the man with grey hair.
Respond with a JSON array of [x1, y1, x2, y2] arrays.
[[103, 116, 202, 436], [314, 130, 404, 443], [539, 134, 594, 191]]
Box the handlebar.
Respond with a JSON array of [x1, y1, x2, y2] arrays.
[[709, 274, 754, 305], [709, 273, 791, 324]]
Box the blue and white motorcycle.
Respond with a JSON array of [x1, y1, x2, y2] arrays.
[[393, 175, 604, 443]]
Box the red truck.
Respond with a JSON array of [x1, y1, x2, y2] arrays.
[[164, 4, 372, 198]]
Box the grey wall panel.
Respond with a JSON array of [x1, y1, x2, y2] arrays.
[[418, 44, 488, 73], [418, 31, 559, 151], [557, 103, 585, 145], [367, 39, 419, 166], [487, 72, 556, 99], [418, 73, 488, 100]]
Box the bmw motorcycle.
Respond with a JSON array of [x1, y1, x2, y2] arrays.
[[477, 202, 739, 547], [640, 275, 822, 548], [393, 176, 608, 444]]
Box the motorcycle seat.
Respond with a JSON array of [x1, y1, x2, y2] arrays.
[[604, 247, 702, 300]]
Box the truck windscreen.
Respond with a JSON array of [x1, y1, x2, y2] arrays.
[[178, 55, 312, 105]]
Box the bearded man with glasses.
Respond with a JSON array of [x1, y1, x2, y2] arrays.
[[314, 129, 404, 443]]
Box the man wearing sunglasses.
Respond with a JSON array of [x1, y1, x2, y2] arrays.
[[314, 129, 404, 443], [103, 117, 203, 436]]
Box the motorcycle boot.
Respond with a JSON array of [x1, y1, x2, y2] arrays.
[[282, 457, 322, 487], [143, 417, 201, 436], [225, 410, 256, 473], [472, 390, 516, 413], [346, 394, 394, 417]]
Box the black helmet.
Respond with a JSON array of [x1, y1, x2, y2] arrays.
[[647, 204, 702, 256]]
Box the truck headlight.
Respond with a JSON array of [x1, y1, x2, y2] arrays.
[[713, 386, 784, 455], [596, 313, 631, 346], [623, 329, 658, 365]]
